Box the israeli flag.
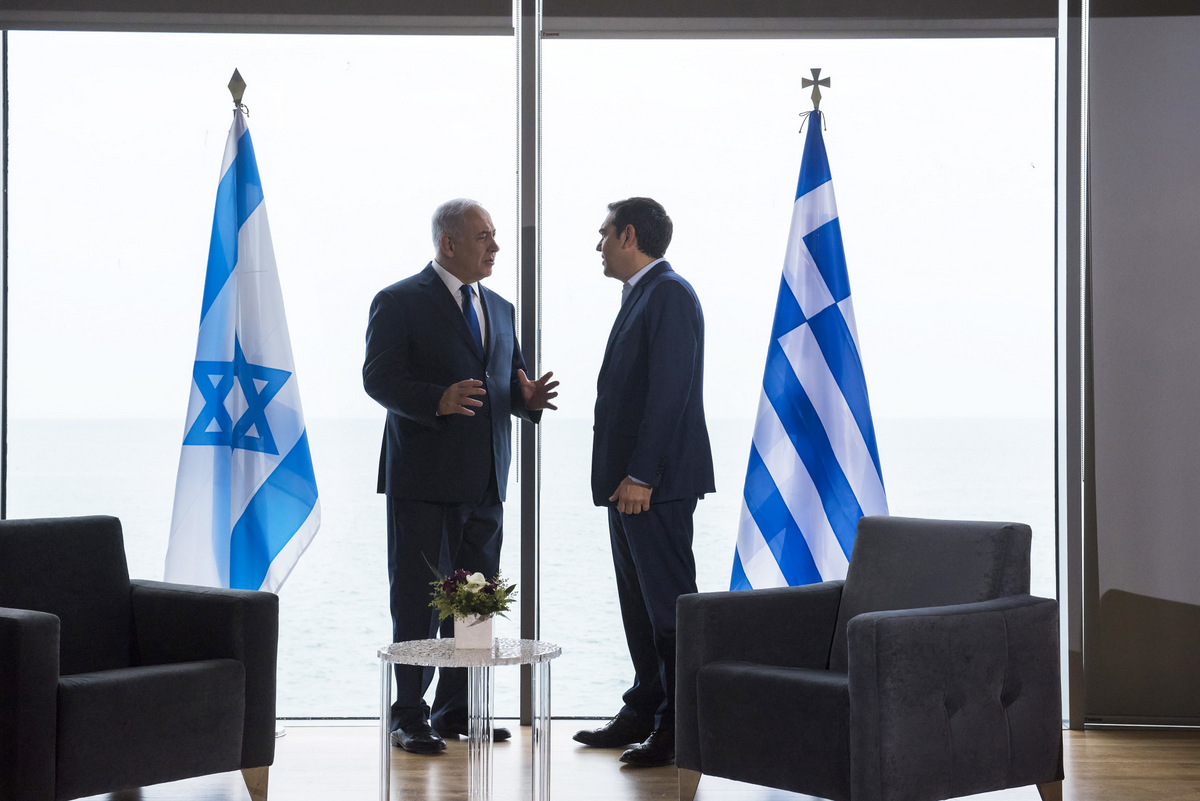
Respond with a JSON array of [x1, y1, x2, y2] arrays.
[[165, 108, 320, 593], [731, 114, 886, 590]]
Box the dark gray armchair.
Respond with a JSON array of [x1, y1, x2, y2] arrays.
[[677, 516, 1062, 801], [0, 515, 278, 801]]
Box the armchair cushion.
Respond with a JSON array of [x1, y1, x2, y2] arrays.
[[697, 663, 850, 800], [56, 660, 245, 800], [131, 579, 279, 768], [676, 581, 843, 772]]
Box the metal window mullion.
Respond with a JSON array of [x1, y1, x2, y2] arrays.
[[516, 0, 542, 727]]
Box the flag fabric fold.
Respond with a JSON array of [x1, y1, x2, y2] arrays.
[[731, 113, 886, 591], [165, 107, 320, 593]]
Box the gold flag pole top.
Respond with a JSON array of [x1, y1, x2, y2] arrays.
[[228, 69, 247, 111]]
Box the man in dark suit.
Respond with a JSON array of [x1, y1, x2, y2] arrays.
[[363, 198, 557, 754], [574, 197, 715, 767]]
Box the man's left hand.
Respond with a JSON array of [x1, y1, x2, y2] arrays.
[[519, 369, 560, 411]]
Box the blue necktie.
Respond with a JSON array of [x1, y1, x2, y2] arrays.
[[460, 284, 484, 353]]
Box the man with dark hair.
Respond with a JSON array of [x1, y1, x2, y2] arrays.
[[574, 196, 715, 767], [604, 196, 673, 260], [364, 198, 558, 754]]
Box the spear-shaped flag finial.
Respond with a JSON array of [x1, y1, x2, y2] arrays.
[[228, 69, 247, 108]]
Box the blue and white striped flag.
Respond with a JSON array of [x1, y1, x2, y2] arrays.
[[731, 113, 886, 590], [165, 107, 320, 593]]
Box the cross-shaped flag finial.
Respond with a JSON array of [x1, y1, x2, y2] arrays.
[[801, 68, 831, 111]]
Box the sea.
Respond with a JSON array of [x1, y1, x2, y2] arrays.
[[5, 415, 1054, 720]]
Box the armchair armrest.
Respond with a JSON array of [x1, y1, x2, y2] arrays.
[[129, 580, 279, 769], [0, 607, 59, 799], [847, 595, 1061, 801], [676, 582, 844, 771]]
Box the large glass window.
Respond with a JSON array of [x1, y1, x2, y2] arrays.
[[5, 31, 520, 718], [539, 38, 1056, 716], [5, 30, 1056, 721]]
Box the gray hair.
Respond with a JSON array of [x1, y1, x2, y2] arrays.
[[431, 198, 483, 247]]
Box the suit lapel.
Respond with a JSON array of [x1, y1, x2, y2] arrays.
[[419, 263, 486, 364], [600, 261, 671, 374]]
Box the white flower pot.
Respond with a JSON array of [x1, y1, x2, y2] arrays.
[[454, 613, 494, 650]]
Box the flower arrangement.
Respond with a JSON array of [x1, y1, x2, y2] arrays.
[[429, 568, 517, 622]]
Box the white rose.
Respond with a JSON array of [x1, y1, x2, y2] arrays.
[[464, 572, 488, 593]]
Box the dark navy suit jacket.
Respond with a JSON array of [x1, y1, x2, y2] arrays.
[[364, 263, 539, 504], [591, 261, 715, 507]]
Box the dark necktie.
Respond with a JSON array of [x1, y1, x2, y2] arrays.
[[460, 284, 484, 353]]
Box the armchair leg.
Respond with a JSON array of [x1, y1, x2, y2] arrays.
[[679, 768, 701, 801], [1037, 780, 1062, 801], [242, 766, 269, 801]]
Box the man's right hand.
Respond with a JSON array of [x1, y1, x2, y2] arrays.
[[609, 477, 653, 515], [438, 379, 487, 416]]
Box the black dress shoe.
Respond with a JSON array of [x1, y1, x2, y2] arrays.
[[573, 716, 654, 748], [390, 722, 446, 754], [619, 729, 675, 767], [436, 723, 512, 742]]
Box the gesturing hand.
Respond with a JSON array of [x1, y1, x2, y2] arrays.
[[438, 379, 487, 416], [519, 369, 560, 411]]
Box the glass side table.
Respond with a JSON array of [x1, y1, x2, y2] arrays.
[[378, 637, 562, 801]]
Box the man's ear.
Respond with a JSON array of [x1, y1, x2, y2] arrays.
[[439, 235, 455, 259], [621, 224, 638, 251]]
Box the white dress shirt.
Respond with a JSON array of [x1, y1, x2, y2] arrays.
[[432, 259, 487, 348]]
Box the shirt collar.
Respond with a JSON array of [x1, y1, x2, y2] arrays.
[[432, 259, 479, 297], [625, 257, 664, 291]]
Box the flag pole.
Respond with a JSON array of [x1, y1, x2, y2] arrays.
[[226, 68, 283, 741]]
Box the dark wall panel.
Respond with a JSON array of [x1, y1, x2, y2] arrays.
[[1087, 14, 1200, 724]]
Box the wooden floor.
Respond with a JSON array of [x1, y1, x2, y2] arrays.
[[82, 722, 1200, 801]]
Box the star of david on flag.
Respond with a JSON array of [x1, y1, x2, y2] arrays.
[[185, 336, 291, 454], [165, 105, 320, 593], [731, 112, 887, 590]]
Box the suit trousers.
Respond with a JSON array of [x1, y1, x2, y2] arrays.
[[607, 497, 699, 731], [386, 476, 502, 731]]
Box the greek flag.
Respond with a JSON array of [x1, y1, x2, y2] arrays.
[[165, 107, 320, 593], [731, 113, 886, 590]]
